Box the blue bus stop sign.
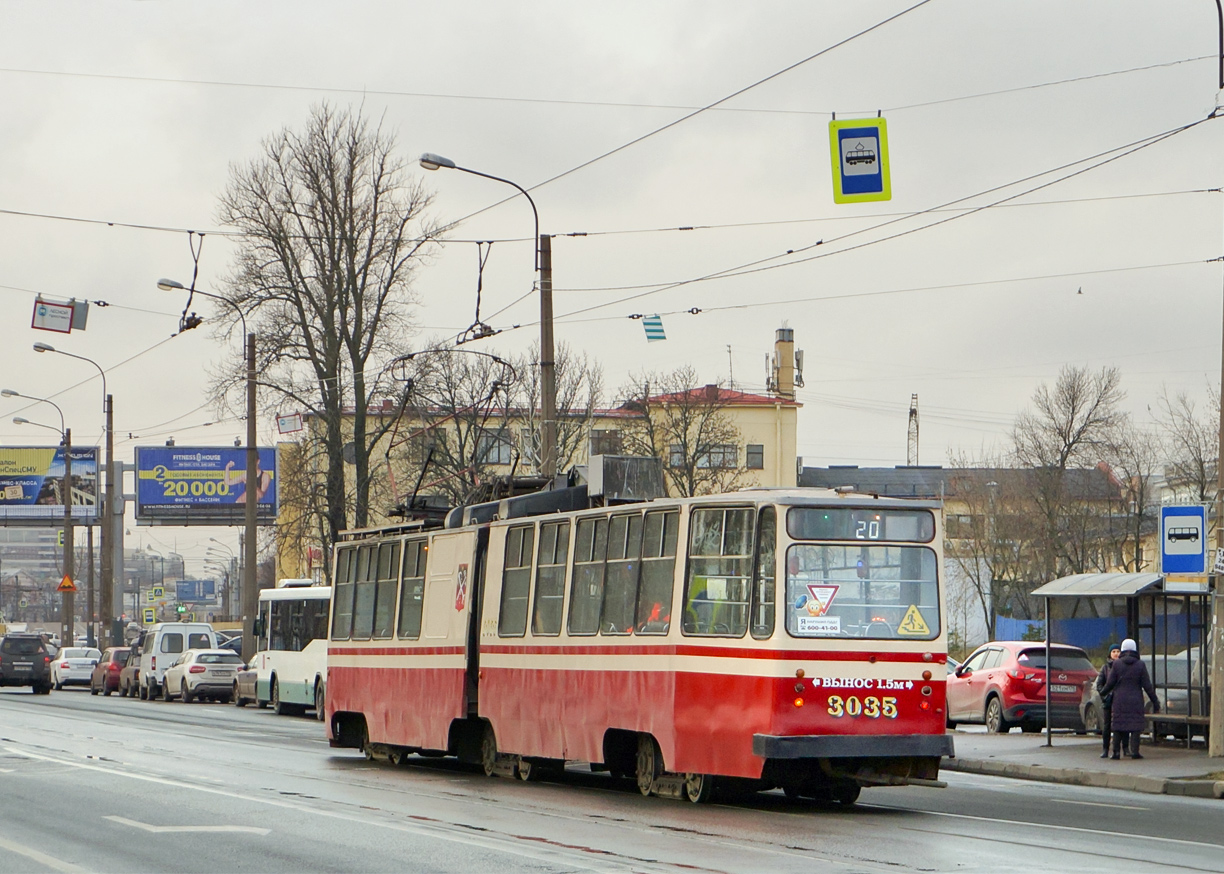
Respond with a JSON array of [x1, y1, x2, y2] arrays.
[[1160, 504, 1208, 574]]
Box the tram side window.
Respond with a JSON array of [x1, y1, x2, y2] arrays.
[[397, 539, 428, 639], [331, 547, 356, 640], [372, 541, 400, 639], [749, 507, 777, 639], [601, 514, 643, 635], [568, 516, 608, 635], [351, 544, 378, 640], [683, 507, 753, 637], [498, 526, 535, 637], [531, 521, 570, 636], [635, 510, 678, 635]]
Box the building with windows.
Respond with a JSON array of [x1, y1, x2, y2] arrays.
[[275, 329, 803, 580]]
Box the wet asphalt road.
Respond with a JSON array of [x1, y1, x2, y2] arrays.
[[0, 687, 1220, 873]]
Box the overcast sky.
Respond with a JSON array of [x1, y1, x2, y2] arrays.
[[1, 0, 1221, 576]]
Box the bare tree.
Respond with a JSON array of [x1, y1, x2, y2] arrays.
[[618, 367, 746, 497], [1009, 365, 1125, 586], [1156, 385, 1219, 506], [515, 341, 604, 474], [387, 346, 518, 506], [1102, 418, 1162, 572], [216, 103, 439, 550]]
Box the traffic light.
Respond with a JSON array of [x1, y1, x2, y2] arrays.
[[176, 604, 186, 614]]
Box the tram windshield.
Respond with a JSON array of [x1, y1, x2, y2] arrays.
[[785, 543, 940, 640]]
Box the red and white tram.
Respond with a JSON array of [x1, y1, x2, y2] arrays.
[[326, 487, 954, 803]]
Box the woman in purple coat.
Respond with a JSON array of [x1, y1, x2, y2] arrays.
[[1100, 638, 1160, 759]]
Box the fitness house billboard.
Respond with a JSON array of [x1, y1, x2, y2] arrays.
[[0, 445, 99, 525], [135, 446, 277, 525]]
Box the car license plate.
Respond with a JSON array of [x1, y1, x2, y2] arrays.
[[213, 670, 234, 677], [1051, 684, 1077, 693]]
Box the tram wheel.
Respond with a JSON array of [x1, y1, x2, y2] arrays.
[[832, 783, 861, 806], [635, 734, 661, 797], [480, 723, 498, 778], [683, 773, 713, 803], [361, 722, 373, 761]]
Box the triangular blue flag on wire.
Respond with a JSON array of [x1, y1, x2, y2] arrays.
[[642, 314, 666, 342]]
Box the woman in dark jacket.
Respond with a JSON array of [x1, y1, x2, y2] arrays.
[[1095, 644, 1121, 757], [1100, 638, 1160, 759]]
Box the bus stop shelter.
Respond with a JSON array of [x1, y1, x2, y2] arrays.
[[1031, 572, 1211, 747]]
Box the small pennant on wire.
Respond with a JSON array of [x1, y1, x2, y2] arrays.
[[642, 314, 666, 342]]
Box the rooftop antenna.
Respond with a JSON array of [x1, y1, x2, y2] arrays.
[[726, 345, 734, 390], [906, 393, 919, 466]]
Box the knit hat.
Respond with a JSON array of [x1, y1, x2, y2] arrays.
[[1121, 638, 1137, 652]]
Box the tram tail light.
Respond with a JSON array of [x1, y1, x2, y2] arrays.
[[793, 697, 805, 708], [920, 700, 931, 711]]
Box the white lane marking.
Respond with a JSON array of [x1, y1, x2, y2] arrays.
[[864, 803, 1223, 851], [0, 768, 14, 773], [1049, 798, 1149, 811], [0, 833, 87, 873], [4, 747, 658, 874], [104, 816, 271, 835]]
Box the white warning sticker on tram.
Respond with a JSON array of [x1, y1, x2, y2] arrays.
[[804, 584, 839, 617], [897, 604, 930, 636]]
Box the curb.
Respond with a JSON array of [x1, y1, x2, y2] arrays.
[[942, 757, 1224, 798]]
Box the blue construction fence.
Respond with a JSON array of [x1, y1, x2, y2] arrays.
[[995, 615, 1202, 653]]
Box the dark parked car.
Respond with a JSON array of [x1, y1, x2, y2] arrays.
[[118, 646, 142, 698], [90, 646, 132, 696], [946, 641, 1096, 733], [0, 633, 53, 694]]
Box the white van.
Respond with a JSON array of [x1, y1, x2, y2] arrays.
[[138, 622, 218, 700]]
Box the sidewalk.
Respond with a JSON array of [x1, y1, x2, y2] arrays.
[[942, 729, 1224, 798]]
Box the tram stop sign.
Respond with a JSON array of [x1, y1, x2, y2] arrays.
[[829, 117, 891, 204]]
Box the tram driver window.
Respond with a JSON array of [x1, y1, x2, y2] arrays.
[[683, 507, 753, 637], [750, 507, 776, 639]]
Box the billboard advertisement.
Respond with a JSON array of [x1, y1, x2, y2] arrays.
[[135, 446, 277, 525], [176, 579, 217, 604], [0, 446, 99, 526]]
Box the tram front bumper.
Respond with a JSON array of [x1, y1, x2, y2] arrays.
[[753, 733, 954, 759]]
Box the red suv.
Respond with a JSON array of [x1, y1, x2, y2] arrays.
[[89, 646, 132, 696], [946, 641, 1096, 733]]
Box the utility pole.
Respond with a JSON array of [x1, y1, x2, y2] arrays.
[[242, 332, 258, 664], [539, 233, 557, 483], [1210, 0, 1224, 760], [61, 429, 74, 645], [101, 394, 114, 647]]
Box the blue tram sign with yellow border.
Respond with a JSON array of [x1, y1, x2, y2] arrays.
[[829, 117, 891, 204]]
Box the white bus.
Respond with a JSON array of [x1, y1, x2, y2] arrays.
[[251, 580, 331, 718]]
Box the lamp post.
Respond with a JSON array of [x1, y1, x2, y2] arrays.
[[11, 399, 73, 644], [32, 343, 115, 648], [418, 153, 557, 482], [207, 540, 236, 618], [157, 278, 259, 663]]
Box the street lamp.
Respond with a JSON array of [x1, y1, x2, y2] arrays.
[[32, 343, 116, 649], [11, 397, 74, 644], [157, 277, 259, 663], [418, 152, 557, 481]]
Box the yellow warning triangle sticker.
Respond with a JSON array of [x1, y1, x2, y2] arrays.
[[897, 604, 929, 636], [57, 575, 76, 593]]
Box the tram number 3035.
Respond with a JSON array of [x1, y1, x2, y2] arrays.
[[826, 695, 898, 719]]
